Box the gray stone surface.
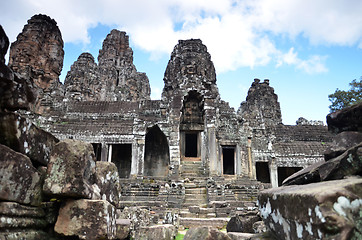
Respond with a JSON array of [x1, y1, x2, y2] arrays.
[[43, 139, 97, 199], [324, 131, 362, 160], [226, 214, 261, 233], [54, 199, 116, 240], [184, 226, 232, 240], [0, 144, 42, 206], [135, 224, 177, 240], [283, 142, 362, 185], [95, 161, 121, 207], [327, 102, 362, 133], [258, 178, 362, 240], [0, 112, 58, 165], [116, 219, 131, 240]]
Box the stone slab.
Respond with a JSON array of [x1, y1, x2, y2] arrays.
[[258, 177, 362, 240]]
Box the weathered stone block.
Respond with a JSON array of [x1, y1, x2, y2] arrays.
[[116, 219, 131, 240], [135, 224, 177, 240], [324, 131, 362, 160], [258, 178, 362, 240], [184, 226, 232, 240], [226, 215, 261, 233], [43, 139, 96, 199], [118, 207, 152, 238], [189, 205, 200, 213], [0, 144, 42, 206], [0, 112, 58, 165], [95, 161, 121, 207], [54, 199, 116, 240], [283, 142, 362, 185], [327, 102, 362, 133]]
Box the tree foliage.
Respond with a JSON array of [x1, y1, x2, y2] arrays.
[[328, 77, 362, 112]]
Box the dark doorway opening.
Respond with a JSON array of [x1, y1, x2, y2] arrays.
[[111, 144, 132, 178], [144, 125, 170, 177], [277, 167, 303, 186], [256, 162, 270, 183], [92, 143, 102, 161], [222, 146, 235, 175], [185, 133, 198, 157]]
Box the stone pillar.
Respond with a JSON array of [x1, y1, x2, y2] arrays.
[[247, 138, 253, 178], [107, 144, 112, 162], [235, 144, 241, 176], [101, 142, 108, 162], [269, 157, 278, 188], [130, 140, 138, 178], [136, 138, 145, 178], [208, 126, 219, 175]]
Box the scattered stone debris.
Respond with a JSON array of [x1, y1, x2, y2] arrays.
[[259, 102, 362, 239]]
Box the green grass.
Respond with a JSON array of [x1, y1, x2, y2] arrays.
[[175, 232, 185, 240]]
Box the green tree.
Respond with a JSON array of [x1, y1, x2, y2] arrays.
[[328, 77, 362, 112]]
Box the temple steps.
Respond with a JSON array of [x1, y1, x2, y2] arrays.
[[179, 217, 230, 229], [180, 160, 207, 178]]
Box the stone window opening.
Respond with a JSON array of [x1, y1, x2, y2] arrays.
[[181, 91, 204, 126], [111, 144, 132, 178], [92, 143, 102, 161], [277, 167, 302, 186], [144, 125, 170, 177], [222, 146, 235, 175], [256, 162, 270, 183]]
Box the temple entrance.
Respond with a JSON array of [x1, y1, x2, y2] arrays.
[[256, 162, 270, 183], [222, 146, 235, 175], [111, 144, 132, 178], [185, 132, 198, 157], [277, 167, 302, 186], [92, 143, 102, 161], [180, 91, 204, 161], [144, 125, 170, 177]]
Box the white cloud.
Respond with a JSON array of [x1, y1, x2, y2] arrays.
[[1, 0, 361, 74], [277, 48, 328, 74]]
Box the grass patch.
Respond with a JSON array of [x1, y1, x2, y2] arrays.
[[175, 232, 185, 240]]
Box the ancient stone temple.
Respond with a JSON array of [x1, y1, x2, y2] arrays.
[[9, 15, 333, 189], [1, 14, 339, 239]]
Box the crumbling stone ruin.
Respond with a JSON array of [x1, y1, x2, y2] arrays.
[[258, 102, 362, 239], [2, 14, 358, 240]]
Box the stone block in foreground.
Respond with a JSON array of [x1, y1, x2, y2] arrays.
[[95, 161, 121, 207], [134, 224, 177, 240], [54, 199, 116, 240], [0, 144, 42, 206], [43, 139, 96, 199], [0, 112, 58, 166], [184, 226, 231, 240], [258, 177, 362, 240]]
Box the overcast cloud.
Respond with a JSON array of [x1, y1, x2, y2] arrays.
[[2, 0, 362, 74]]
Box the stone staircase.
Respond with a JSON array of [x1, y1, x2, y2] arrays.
[[180, 160, 207, 178], [182, 182, 208, 208]]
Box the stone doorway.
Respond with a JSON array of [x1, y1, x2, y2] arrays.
[[222, 146, 235, 175], [144, 125, 170, 177], [277, 167, 302, 186], [181, 131, 201, 161], [92, 143, 102, 161], [111, 144, 132, 178], [256, 162, 270, 183]]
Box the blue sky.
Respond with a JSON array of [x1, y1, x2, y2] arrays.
[[2, 0, 362, 124]]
